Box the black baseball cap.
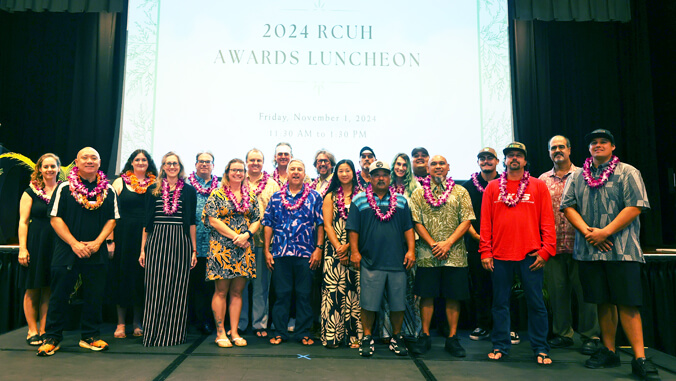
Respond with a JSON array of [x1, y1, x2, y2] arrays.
[[411, 147, 429, 157], [359, 146, 375, 157], [584, 129, 615, 145]]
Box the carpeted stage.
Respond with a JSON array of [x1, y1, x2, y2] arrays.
[[1, 326, 675, 381]]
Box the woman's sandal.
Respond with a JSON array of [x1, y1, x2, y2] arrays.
[[269, 336, 284, 345], [301, 337, 314, 346], [26, 334, 43, 346], [215, 337, 233, 348], [254, 329, 268, 338], [349, 341, 361, 349], [232, 337, 247, 347], [488, 349, 507, 361], [536, 353, 553, 366], [114, 324, 126, 339], [132, 326, 143, 337]]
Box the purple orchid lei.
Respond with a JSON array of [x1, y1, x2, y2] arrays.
[[280, 183, 311, 211], [161, 178, 184, 215], [223, 182, 251, 214], [68, 167, 109, 210], [335, 186, 350, 220], [583, 156, 619, 188], [272, 168, 286, 186], [498, 171, 530, 207], [30, 180, 59, 204], [310, 177, 329, 197], [470, 172, 486, 193], [356, 171, 369, 193], [188, 172, 218, 196], [392, 183, 406, 195], [251, 171, 270, 196], [365, 184, 398, 222], [422, 176, 456, 207]]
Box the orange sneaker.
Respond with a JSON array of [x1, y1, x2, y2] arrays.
[[37, 338, 60, 356], [79, 338, 109, 351]]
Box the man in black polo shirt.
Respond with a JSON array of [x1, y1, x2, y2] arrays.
[[38, 147, 119, 356], [347, 160, 415, 357]]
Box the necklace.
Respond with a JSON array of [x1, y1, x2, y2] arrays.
[[422, 176, 456, 207], [415, 176, 426, 185], [470, 172, 486, 193], [583, 156, 619, 188], [250, 171, 270, 196], [356, 171, 369, 193], [280, 183, 311, 211], [335, 186, 350, 220], [162, 178, 184, 215], [188, 172, 218, 195], [30, 180, 58, 204], [121, 171, 155, 194], [223, 183, 251, 214], [498, 171, 530, 207], [272, 168, 287, 186], [68, 167, 109, 210], [365, 184, 398, 222], [310, 176, 330, 197], [392, 183, 406, 195]]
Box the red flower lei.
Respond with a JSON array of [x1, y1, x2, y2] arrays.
[[251, 171, 271, 196], [223, 183, 251, 214], [121, 171, 156, 194], [280, 183, 311, 211], [583, 156, 619, 188], [162, 178, 184, 215], [335, 186, 350, 220], [498, 171, 530, 207], [365, 184, 398, 222], [68, 167, 109, 210], [423, 176, 456, 207], [470, 172, 486, 193], [30, 180, 59, 204], [188, 172, 218, 196]]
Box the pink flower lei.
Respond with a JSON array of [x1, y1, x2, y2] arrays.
[[583, 156, 619, 188], [498, 171, 530, 207], [188, 172, 218, 196], [30, 180, 59, 204], [415, 176, 426, 185], [356, 171, 369, 193], [335, 186, 350, 220], [365, 184, 398, 222], [310, 177, 329, 197], [251, 171, 271, 196], [470, 172, 486, 193], [280, 183, 311, 211], [423, 176, 456, 207], [223, 182, 251, 214], [392, 183, 406, 195], [68, 167, 109, 210], [272, 168, 286, 186], [162, 178, 184, 215]]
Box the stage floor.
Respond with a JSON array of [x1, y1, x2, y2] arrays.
[[1, 326, 675, 381]]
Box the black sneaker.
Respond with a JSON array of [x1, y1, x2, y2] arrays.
[[510, 331, 520, 345], [585, 347, 621, 369], [359, 335, 374, 357], [581, 338, 601, 355], [548, 335, 574, 348], [444, 335, 466, 357], [632, 357, 660, 380], [389, 334, 408, 356], [411, 333, 431, 354], [469, 327, 490, 341]]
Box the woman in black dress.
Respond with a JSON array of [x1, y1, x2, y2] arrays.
[[108, 149, 157, 338], [139, 152, 197, 346], [18, 153, 61, 346]]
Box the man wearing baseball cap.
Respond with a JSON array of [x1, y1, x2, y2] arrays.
[[480, 142, 556, 365], [347, 160, 416, 357], [411, 147, 430, 183], [561, 130, 658, 380], [357, 146, 376, 191]]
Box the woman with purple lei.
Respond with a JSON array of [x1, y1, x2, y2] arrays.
[[320, 159, 362, 349], [140, 152, 197, 346]]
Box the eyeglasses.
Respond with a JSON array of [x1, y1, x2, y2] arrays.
[[360, 154, 374, 159], [197, 160, 213, 165], [165, 162, 180, 167], [316, 159, 330, 164], [229, 168, 245, 173]]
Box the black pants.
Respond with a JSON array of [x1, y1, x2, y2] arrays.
[[187, 257, 214, 326], [468, 250, 493, 329]]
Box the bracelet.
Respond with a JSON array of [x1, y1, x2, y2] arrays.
[[244, 230, 253, 237], [106, 239, 114, 244]]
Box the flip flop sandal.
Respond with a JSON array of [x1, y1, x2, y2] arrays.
[[114, 324, 126, 339], [269, 336, 285, 345], [26, 334, 43, 346], [300, 337, 314, 346], [133, 327, 143, 337], [488, 349, 507, 361], [215, 337, 233, 348], [254, 329, 268, 338], [536, 353, 553, 366], [232, 337, 247, 347]]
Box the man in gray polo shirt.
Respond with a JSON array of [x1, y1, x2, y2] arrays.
[[561, 129, 658, 380]]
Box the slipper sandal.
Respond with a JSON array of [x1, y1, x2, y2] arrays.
[[114, 324, 126, 339], [254, 329, 268, 338], [133, 327, 143, 337], [536, 353, 553, 366], [300, 336, 314, 346], [488, 349, 507, 361], [232, 337, 247, 347], [26, 334, 43, 346], [269, 336, 284, 345], [215, 337, 233, 348]]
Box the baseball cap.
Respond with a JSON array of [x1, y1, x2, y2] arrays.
[[503, 142, 527, 157], [411, 147, 429, 157], [369, 160, 391, 173], [584, 129, 615, 145], [477, 147, 498, 159], [360, 146, 375, 157]]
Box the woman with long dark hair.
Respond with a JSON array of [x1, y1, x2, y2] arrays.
[[320, 159, 362, 348], [139, 152, 197, 346]]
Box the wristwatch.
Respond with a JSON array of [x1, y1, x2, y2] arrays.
[[106, 239, 114, 244], [315, 244, 324, 250]]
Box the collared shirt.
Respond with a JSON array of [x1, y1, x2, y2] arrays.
[[248, 173, 280, 248], [262, 185, 323, 258], [194, 175, 217, 258], [538, 164, 578, 254], [312, 174, 332, 195], [560, 161, 650, 263], [409, 182, 475, 267]]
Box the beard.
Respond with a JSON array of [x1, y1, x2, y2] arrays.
[[433, 176, 445, 184]]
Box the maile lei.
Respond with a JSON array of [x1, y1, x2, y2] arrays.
[[335, 186, 350, 220], [68, 167, 109, 210], [161, 178, 184, 215], [470, 172, 486, 193], [422, 176, 456, 207], [188, 172, 218, 196], [498, 171, 530, 207], [583, 156, 619, 188], [30, 180, 59, 204], [251, 171, 271, 196], [365, 184, 398, 222], [280, 183, 311, 211], [121, 171, 156, 194], [223, 183, 251, 214]]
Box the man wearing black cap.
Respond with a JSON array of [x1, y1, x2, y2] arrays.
[[480, 142, 556, 365], [357, 146, 376, 191], [561, 129, 658, 380], [411, 147, 430, 183]]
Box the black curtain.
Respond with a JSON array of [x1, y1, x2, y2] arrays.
[[508, 0, 665, 246]]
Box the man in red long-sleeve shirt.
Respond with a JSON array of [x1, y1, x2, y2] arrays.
[[479, 142, 556, 365]]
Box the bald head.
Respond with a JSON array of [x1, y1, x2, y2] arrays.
[[76, 146, 101, 179]]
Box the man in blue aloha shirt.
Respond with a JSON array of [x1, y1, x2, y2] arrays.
[[263, 159, 324, 346]]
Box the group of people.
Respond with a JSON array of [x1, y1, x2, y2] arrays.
[[16, 129, 659, 380]]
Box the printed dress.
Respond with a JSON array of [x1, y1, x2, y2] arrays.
[[202, 188, 260, 280], [320, 193, 362, 347]]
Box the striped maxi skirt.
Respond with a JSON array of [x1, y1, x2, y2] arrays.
[[142, 223, 192, 346]]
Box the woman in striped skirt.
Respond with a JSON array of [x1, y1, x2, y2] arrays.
[[139, 152, 197, 346]]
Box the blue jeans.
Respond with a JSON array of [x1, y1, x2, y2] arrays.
[[239, 247, 271, 330], [271, 256, 313, 341], [491, 255, 549, 354]]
